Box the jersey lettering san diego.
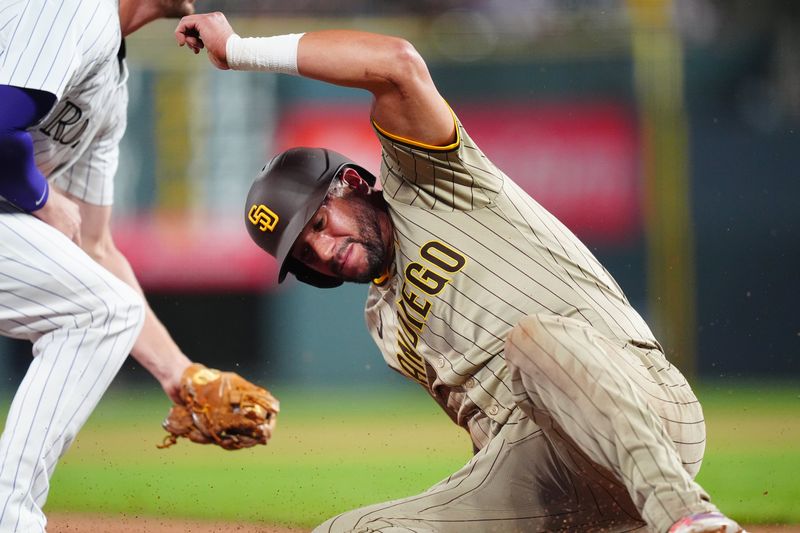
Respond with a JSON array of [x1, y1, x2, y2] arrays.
[[393, 241, 467, 385]]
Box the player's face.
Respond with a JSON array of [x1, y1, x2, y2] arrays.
[[159, 0, 196, 17], [291, 192, 390, 284]]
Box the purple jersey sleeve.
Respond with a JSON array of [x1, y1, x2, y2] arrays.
[[0, 84, 56, 211]]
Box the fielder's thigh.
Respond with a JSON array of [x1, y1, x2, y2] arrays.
[[0, 205, 145, 342], [313, 412, 646, 533]]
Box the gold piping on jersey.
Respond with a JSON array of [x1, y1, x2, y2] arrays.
[[372, 271, 391, 286], [372, 106, 461, 152]]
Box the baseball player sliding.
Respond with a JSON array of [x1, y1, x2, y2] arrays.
[[0, 1, 277, 531], [177, 12, 744, 533]]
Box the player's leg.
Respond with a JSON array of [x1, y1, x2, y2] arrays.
[[0, 207, 145, 532], [313, 409, 647, 533], [504, 313, 718, 532]]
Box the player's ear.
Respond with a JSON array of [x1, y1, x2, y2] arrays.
[[340, 167, 370, 195]]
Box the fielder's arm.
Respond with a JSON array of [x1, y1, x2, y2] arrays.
[[0, 85, 82, 244], [174, 13, 454, 146], [70, 197, 191, 402]]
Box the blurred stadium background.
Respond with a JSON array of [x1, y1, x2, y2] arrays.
[[1, 0, 799, 529]]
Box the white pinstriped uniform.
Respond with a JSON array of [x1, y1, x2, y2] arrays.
[[315, 116, 719, 532], [0, 1, 144, 531], [0, 0, 128, 206]]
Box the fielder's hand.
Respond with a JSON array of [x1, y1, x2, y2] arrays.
[[157, 363, 279, 450], [32, 187, 82, 245], [175, 12, 235, 70]]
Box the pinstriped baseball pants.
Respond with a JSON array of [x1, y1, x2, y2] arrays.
[[314, 314, 717, 533], [0, 205, 145, 532]]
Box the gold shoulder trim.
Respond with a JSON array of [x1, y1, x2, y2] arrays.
[[372, 105, 460, 152]]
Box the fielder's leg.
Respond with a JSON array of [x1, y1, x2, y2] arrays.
[[505, 313, 717, 532], [0, 208, 145, 532]]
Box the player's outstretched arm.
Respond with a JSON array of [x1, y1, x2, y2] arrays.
[[175, 13, 454, 146]]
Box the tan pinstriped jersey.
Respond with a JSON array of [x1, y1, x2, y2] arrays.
[[364, 114, 657, 447]]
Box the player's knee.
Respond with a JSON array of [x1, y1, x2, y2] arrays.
[[505, 314, 553, 368], [108, 283, 145, 335], [505, 313, 585, 383], [83, 278, 145, 337]]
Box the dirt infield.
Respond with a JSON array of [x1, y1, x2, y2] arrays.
[[47, 513, 307, 533], [45, 514, 798, 533]]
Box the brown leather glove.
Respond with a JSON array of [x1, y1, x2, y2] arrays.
[[157, 363, 279, 450]]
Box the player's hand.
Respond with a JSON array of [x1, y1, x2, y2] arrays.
[[161, 363, 188, 404], [175, 12, 235, 70], [32, 187, 82, 245]]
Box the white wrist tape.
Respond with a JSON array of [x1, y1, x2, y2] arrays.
[[226, 33, 304, 75]]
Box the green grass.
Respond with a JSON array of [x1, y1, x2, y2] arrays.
[[693, 382, 800, 525], [41, 384, 472, 528], [2, 380, 798, 528]]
